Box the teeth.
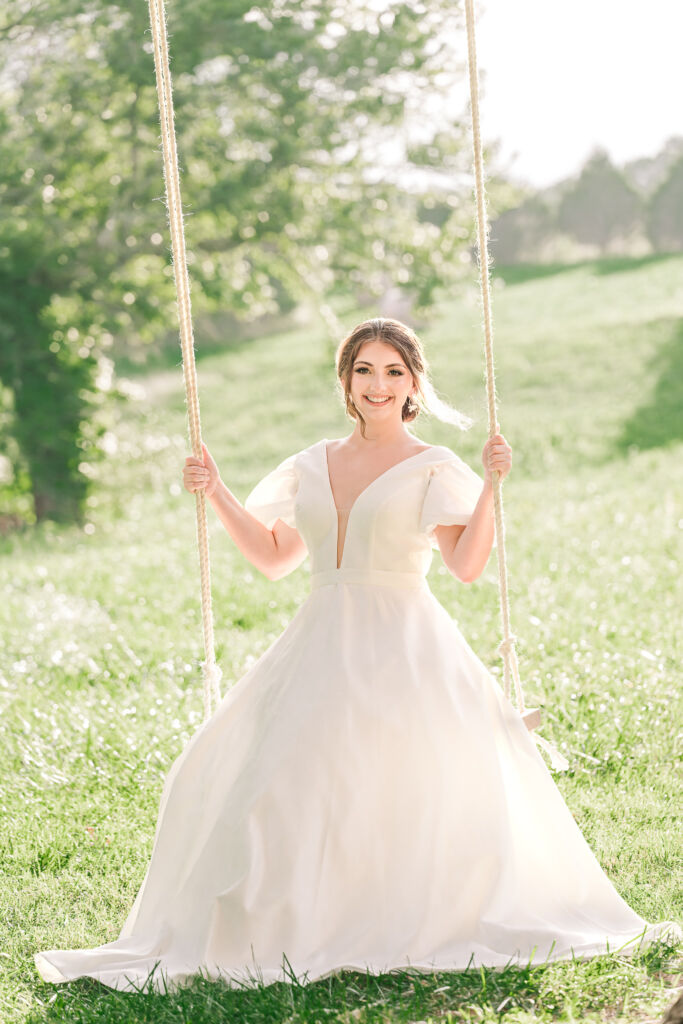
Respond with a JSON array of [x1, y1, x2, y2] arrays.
[[365, 396, 392, 404]]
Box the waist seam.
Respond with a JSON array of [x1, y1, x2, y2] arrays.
[[310, 568, 427, 590]]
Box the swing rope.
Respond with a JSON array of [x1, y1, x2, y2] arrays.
[[148, 0, 222, 721], [146, 0, 568, 767], [463, 0, 527, 717], [464, 0, 568, 771]]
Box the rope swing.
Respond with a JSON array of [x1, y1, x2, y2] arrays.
[[146, 0, 569, 769], [147, 0, 222, 721], [463, 0, 534, 727], [464, 0, 568, 771]]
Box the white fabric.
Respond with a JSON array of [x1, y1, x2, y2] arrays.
[[243, 450, 299, 530], [35, 438, 681, 993], [419, 456, 497, 550]]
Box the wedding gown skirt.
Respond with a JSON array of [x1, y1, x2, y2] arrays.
[[35, 439, 681, 992]]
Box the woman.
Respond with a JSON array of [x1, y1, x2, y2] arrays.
[[35, 317, 680, 993]]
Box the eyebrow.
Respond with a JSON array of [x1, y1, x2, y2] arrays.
[[354, 360, 406, 368]]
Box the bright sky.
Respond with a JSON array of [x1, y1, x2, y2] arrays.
[[472, 0, 683, 187]]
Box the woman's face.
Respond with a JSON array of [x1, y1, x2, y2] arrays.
[[348, 339, 416, 420]]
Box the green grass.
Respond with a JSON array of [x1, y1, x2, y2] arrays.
[[1, 254, 682, 1022]]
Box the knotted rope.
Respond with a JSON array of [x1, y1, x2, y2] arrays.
[[464, 0, 568, 771], [147, 0, 222, 721]]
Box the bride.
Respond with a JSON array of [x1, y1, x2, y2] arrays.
[[189, 322, 500, 583], [35, 317, 680, 993]]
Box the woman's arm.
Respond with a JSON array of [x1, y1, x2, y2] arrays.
[[208, 480, 307, 581], [184, 443, 307, 580], [434, 433, 511, 584], [434, 482, 495, 583]]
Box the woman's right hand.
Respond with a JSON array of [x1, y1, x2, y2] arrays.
[[183, 442, 220, 497]]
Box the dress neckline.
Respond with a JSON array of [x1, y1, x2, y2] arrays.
[[322, 439, 439, 569], [322, 438, 436, 516]]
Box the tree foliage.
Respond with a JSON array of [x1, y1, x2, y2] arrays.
[[647, 155, 683, 251], [0, 0, 487, 523], [557, 149, 642, 250]]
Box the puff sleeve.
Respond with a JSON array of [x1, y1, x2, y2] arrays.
[[420, 455, 493, 550], [244, 452, 299, 530]]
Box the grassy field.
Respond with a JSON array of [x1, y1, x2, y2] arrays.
[[1, 254, 682, 1022]]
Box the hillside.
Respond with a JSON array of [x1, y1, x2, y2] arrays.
[[1, 253, 682, 1022]]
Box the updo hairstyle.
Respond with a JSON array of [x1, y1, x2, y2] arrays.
[[335, 317, 473, 439]]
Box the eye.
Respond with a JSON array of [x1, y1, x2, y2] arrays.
[[353, 367, 405, 375]]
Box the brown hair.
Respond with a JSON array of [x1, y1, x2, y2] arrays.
[[335, 317, 473, 439]]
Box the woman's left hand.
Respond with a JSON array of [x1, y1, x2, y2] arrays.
[[482, 433, 512, 483]]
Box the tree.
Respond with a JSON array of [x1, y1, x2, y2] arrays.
[[557, 149, 643, 251], [647, 155, 683, 251], [0, 0, 490, 522], [488, 194, 554, 265]]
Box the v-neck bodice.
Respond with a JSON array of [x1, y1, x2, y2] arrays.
[[244, 438, 487, 584], [324, 441, 435, 569], [334, 508, 351, 571]]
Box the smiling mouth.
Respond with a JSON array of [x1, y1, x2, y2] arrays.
[[364, 395, 393, 405]]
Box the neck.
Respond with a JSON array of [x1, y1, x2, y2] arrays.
[[348, 422, 414, 447]]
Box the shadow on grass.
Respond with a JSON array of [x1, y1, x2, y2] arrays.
[[111, 324, 263, 379], [26, 939, 682, 1024], [616, 318, 683, 453], [493, 252, 680, 288], [492, 262, 581, 286], [588, 252, 682, 277], [109, 300, 328, 379], [109, 291, 365, 381]]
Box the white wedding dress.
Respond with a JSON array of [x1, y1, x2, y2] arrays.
[[35, 438, 681, 993]]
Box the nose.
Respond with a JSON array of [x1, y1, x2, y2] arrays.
[[367, 377, 392, 393]]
